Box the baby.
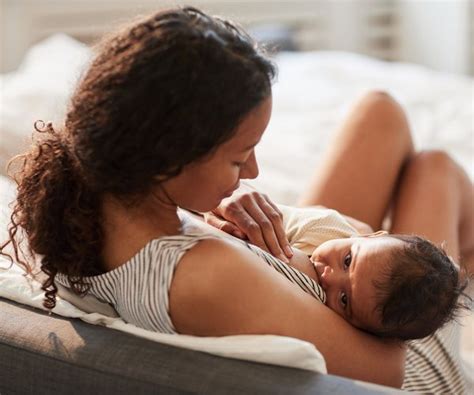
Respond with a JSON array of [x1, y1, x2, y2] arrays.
[[278, 204, 468, 341]]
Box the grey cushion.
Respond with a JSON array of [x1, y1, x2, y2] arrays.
[[0, 298, 406, 394]]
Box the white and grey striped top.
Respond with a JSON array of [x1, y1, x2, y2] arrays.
[[56, 233, 326, 334], [55, 232, 467, 394]]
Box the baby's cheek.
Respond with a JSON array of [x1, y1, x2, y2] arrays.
[[325, 300, 347, 322], [348, 307, 374, 332]]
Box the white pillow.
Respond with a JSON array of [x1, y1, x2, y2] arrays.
[[0, 34, 91, 176], [0, 175, 16, 244]]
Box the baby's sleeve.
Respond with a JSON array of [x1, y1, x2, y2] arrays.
[[278, 204, 359, 255]]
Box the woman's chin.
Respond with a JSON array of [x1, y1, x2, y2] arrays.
[[182, 193, 230, 213], [194, 198, 223, 213]]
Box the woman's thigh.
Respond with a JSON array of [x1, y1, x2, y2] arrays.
[[297, 91, 415, 230]]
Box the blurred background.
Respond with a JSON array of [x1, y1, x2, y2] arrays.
[[1, 0, 473, 76]]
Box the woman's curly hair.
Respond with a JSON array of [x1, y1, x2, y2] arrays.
[[0, 7, 276, 310]]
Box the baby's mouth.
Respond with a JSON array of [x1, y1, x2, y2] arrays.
[[311, 259, 325, 285]]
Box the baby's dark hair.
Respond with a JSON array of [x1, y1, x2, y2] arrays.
[[371, 234, 470, 341]]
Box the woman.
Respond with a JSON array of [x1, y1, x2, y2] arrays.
[[1, 7, 472, 392]]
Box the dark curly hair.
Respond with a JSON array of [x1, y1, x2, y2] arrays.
[[371, 235, 471, 341], [0, 7, 276, 310]]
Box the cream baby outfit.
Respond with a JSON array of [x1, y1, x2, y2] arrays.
[[278, 204, 358, 254]]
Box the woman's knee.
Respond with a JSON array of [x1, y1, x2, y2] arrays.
[[358, 90, 402, 113], [402, 150, 464, 193], [408, 150, 459, 177], [353, 90, 413, 152], [360, 90, 396, 104]]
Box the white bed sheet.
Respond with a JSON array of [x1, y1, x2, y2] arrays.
[[1, 34, 472, 194], [0, 34, 473, 387]]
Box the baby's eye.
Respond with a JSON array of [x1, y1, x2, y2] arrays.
[[340, 292, 348, 309], [343, 252, 352, 269]]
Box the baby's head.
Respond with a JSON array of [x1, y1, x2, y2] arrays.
[[311, 234, 469, 340]]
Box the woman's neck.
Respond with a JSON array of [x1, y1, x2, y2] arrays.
[[100, 192, 182, 270]]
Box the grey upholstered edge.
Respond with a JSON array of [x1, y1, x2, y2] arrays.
[[0, 298, 406, 394]]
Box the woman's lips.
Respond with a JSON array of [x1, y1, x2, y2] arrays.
[[223, 182, 240, 198], [223, 189, 236, 198]]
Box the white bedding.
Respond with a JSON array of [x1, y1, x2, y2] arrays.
[[0, 34, 473, 384], [0, 256, 326, 373], [1, 34, 472, 191]]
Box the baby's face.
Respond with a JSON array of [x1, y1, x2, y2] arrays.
[[311, 236, 404, 332]]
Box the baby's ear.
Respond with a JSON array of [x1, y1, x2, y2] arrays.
[[359, 230, 389, 238]]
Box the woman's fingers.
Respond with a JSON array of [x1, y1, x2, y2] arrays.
[[254, 194, 293, 259], [206, 183, 293, 262], [235, 209, 268, 248], [227, 194, 290, 262], [263, 197, 293, 256], [204, 212, 246, 239]]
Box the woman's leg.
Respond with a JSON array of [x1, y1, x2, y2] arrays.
[[390, 150, 474, 277], [298, 91, 415, 230], [394, 151, 473, 394]]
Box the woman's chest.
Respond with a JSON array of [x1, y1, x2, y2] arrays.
[[180, 210, 318, 282]]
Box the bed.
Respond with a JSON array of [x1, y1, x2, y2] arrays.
[[0, 34, 473, 393]]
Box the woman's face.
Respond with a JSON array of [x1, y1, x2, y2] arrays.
[[162, 96, 273, 212]]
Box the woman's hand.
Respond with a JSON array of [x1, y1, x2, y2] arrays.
[[204, 183, 293, 262]]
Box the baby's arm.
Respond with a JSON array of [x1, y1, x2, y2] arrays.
[[277, 204, 359, 255], [340, 213, 374, 234]]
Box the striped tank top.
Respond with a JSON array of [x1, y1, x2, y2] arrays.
[[56, 233, 325, 334], [56, 234, 467, 394]]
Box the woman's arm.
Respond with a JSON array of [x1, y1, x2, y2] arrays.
[[169, 238, 406, 388]]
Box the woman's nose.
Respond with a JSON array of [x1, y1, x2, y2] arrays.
[[240, 151, 259, 179]]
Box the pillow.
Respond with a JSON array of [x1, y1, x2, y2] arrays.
[[0, 34, 91, 176]]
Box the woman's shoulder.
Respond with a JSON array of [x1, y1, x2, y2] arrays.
[[57, 234, 220, 286], [115, 233, 220, 270]]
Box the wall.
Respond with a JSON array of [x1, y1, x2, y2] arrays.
[[397, 0, 472, 74], [1, 0, 472, 75]]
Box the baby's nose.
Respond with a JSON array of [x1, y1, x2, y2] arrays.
[[319, 265, 333, 289]]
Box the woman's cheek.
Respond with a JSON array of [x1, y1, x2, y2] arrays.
[[228, 165, 241, 184]]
